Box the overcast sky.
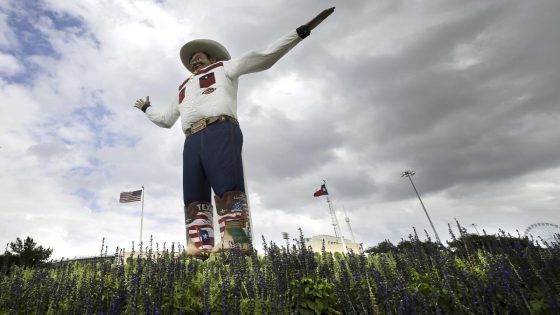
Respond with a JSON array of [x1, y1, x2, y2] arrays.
[[1, 0, 559, 259]]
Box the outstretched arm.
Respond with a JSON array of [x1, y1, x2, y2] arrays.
[[134, 95, 180, 129], [224, 7, 335, 79]]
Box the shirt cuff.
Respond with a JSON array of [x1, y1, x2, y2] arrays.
[[296, 25, 311, 39], [141, 104, 151, 112]]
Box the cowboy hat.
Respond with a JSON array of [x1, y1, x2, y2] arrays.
[[179, 39, 231, 73]]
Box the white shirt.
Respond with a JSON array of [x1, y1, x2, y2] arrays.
[[145, 30, 303, 132]]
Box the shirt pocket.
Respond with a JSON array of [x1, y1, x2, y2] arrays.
[[199, 72, 216, 88]]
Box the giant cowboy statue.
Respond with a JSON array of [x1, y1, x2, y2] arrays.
[[134, 7, 335, 258]]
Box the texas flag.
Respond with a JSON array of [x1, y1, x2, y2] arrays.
[[199, 229, 212, 245], [313, 184, 329, 197], [187, 210, 214, 249], [199, 72, 216, 88], [189, 226, 214, 249]]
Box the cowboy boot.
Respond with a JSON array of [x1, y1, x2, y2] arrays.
[[184, 201, 214, 259], [212, 191, 252, 254]]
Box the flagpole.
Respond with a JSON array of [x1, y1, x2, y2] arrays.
[[140, 186, 145, 245], [241, 154, 254, 242], [323, 180, 348, 254]]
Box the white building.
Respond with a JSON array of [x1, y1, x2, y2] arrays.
[[306, 235, 362, 254]]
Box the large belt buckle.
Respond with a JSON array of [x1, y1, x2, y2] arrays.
[[191, 119, 207, 134]]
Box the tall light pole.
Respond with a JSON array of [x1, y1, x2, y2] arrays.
[[401, 170, 442, 244], [282, 232, 290, 248]]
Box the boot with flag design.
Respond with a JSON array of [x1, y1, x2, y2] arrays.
[[212, 191, 252, 254], [184, 201, 214, 259]]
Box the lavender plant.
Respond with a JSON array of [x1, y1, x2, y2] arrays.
[[0, 226, 559, 314]]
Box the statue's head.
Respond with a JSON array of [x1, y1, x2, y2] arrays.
[[189, 52, 217, 73], [180, 39, 231, 73]]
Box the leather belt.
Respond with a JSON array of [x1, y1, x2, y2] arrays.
[[185, 115, 238, 136]]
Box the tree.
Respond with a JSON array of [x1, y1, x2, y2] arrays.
[[395, 239, 444, 255], [447, 233, 535, 257], [365, 240, 396, 255], [2, 236, 53, 268]]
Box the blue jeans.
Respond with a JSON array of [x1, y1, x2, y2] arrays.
[[183, 121, 245, 206]]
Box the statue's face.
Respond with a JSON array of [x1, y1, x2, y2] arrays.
[[190, 52, 215, 72]]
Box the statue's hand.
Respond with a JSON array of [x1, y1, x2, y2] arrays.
[[134, 96, 150, 110], [305, 7, 335, 31]]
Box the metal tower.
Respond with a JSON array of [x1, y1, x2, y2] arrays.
[[323, 180, 348, 253], [343, 206, 356, 244]]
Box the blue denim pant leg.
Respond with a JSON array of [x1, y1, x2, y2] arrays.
[[201, 121, 245, 198], [182, 121, 245, 206], [183, 131, 212, 205]]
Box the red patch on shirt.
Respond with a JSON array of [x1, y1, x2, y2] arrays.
[[178, 78, 189, 91], [197, 62, 223, 75], [179, 87, 186, 103], [199, 73, 216, 88]]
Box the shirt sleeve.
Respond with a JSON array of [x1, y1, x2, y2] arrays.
[[144, 99, 180, 129], [224, 30, 303, 79]]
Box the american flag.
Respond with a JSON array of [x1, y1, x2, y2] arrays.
[[119, 189, 142, 203]]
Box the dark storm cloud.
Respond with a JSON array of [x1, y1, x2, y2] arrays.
[[242, 109, 343, 181], [238, 0, 560, 215], [326, 171, 378, 200], [270, 0, 560, 205]]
